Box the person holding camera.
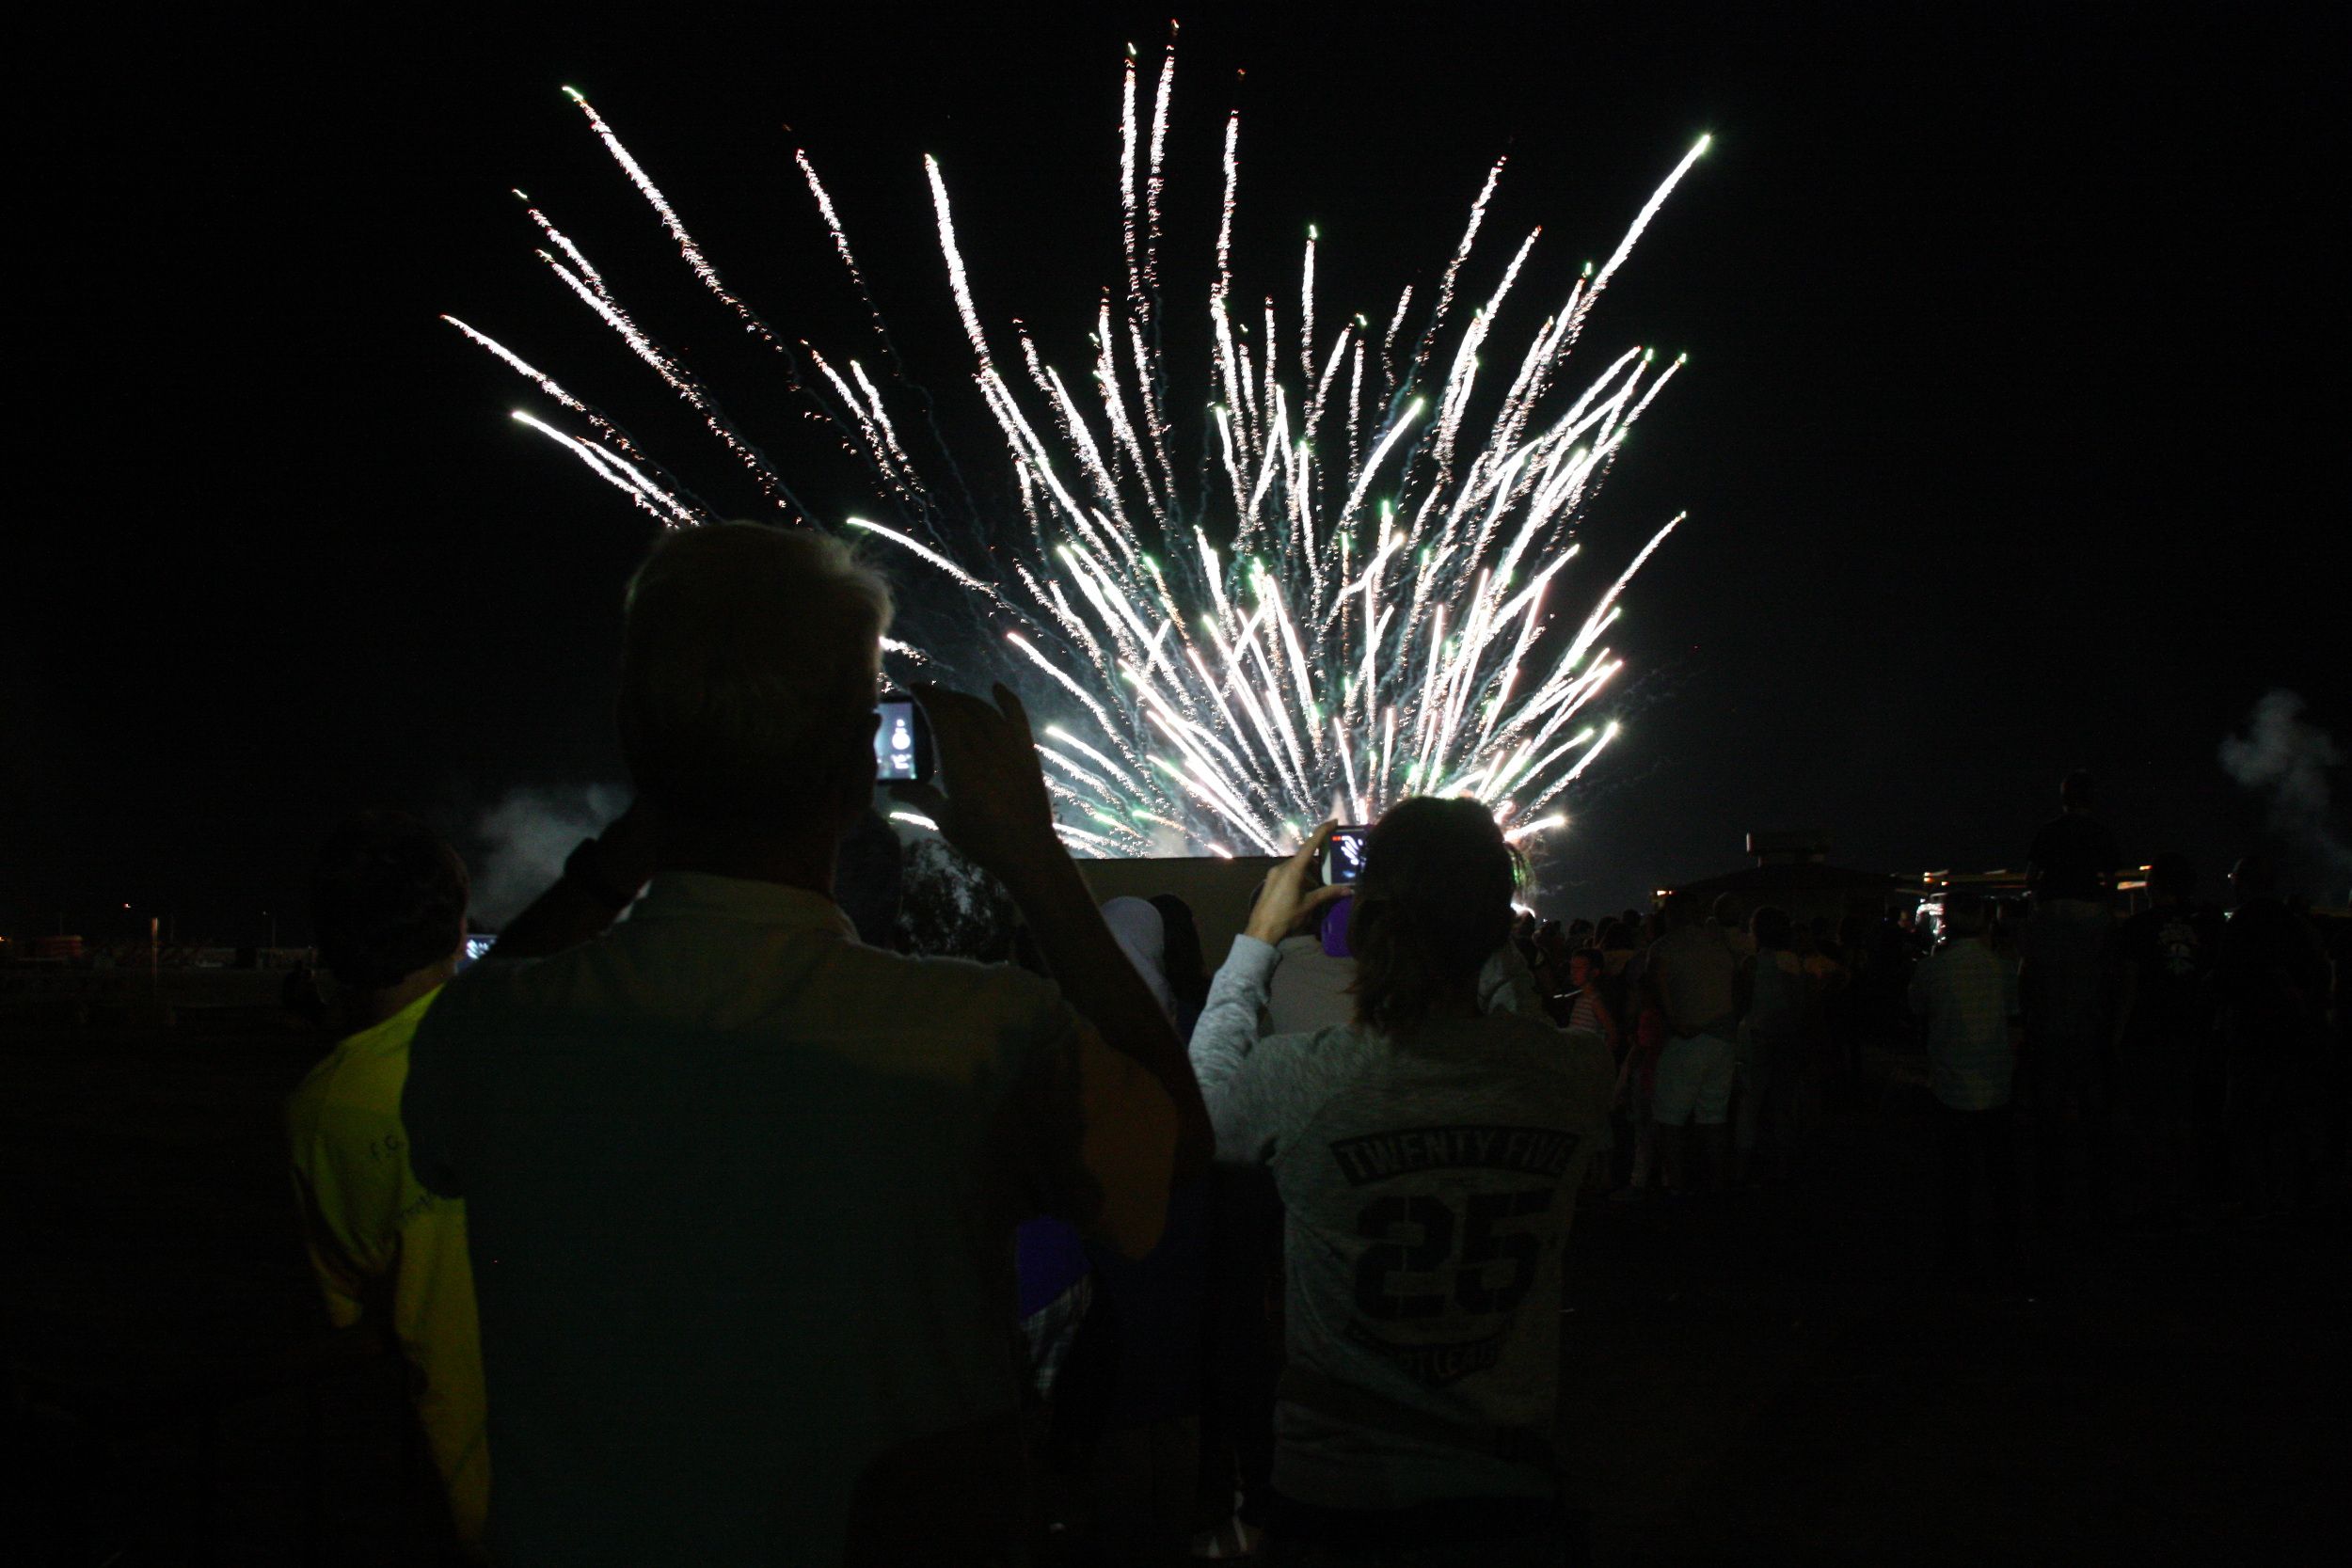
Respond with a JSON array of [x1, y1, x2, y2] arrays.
[[402, 522, 1205, 1566], [1186, 802, 1613, 1567], [1909, 892, 2023, 1275]]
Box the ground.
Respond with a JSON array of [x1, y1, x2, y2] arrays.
[[4, 1017, 2342, 1563], [1556, 1101, 2346, 1562]]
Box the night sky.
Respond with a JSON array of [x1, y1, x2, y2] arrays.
[[9, 6, 2344, 944]]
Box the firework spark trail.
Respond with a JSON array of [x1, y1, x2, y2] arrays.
[[508, 409, 702, 525], [1403, 158, 1506, 404], [443, 313, 663, 471], [565, 87, 794, 360], [461, 57, 1708, 857], [526, 243, 808, 515], [925, 156, 997, 375]]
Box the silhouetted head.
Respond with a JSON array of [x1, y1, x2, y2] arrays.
[[1149, 893, 1209, 1017], [619, 522, 892, 837], [2148, 852, 2196, 903], [311, 811, 469, 992], [1710, 893, 1741, 928], [1349, 797, 1518, 1033], [2228, 855, 2276, 906], [1942, 893, 1990, 940], [1750, 906, 1793, 952], [2061, 769, 2095, 812]]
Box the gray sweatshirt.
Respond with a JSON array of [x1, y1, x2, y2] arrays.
[[1190, 936, 1613, 1509]]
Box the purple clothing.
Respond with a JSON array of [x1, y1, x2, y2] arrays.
[[1321, 896, 1356, 958], [1017, 1216, 1091, 1320], [1084, 1176, 1211, 1426]]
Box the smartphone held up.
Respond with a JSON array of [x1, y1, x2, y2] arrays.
[[1322, 826, 1370, 885], [873, 695, 933, 784]]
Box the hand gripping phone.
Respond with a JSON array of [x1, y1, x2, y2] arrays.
[[1322, 825, 1370, 885]]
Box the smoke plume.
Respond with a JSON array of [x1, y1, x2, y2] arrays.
[[2218, 689, 2351, 889], [469, 784, 629, 926]]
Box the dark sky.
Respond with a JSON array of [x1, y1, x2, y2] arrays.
[[9, 4, 2345, 942]]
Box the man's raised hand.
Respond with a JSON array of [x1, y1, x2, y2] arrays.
[[894, 683, 1062, 882]]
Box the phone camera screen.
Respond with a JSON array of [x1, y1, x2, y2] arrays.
[[1326, 828, 1370, 883], [875, 700, 922, 782]]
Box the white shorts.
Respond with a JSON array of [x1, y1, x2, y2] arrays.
[[1653, 1033, 1736, 1127]]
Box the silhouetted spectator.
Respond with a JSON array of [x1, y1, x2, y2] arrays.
[[1479, 936, 1549, 1018], [1613, 963, 1671, 1200], [2213, 855, 2335, 1215], [1598, 916, 1637, 982], [1151, 893, 1211, 1038], [1067, 894, 1211, 1565], [2108, 853, 2223, 1227], [2026, 769, 2122, 903], [402, 523, 1200, 1565], [1827, 914, 1871, 1091], [2021, 770, 2122, 1221], [1188, 807, 1611, 1565], [278, 957, 329, 1031], [1510, 908, 1539, 968], [1985, 897, 2024, 963], [1648, 895, 1740, 1194], [1861, 908, 1920, 1053], [1735, 907, 1805, 1186], [1909, 894, 2022, 1277], [1533, 919, 1572, 998], [1793, 921, 1846, 1099], [1709, 893, 1754, 958], [1104, 895, 1184, 1024], [286, 811, 487, 1555], [1565, 947, 1621, 1057]]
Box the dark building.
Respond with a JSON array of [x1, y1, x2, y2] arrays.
[[1666, 832, 1913, 931]]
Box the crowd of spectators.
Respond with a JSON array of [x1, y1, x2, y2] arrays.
[[279, 524, 2344, 1565]]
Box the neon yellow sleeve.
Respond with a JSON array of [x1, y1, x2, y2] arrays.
[[392, 1199, 490, 1551]]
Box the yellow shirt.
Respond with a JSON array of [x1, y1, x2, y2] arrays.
[[286, 986, 487, 1550]]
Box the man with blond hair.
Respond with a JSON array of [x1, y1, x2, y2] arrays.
[[405, 521, 1205, 1565]]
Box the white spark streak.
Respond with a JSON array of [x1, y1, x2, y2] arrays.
[[466, 54, 1708, 862]]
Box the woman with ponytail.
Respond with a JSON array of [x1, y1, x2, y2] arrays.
[[1186, 801, 1614, 1567]]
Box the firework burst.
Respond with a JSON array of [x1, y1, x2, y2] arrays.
[[452, 44, 1708, 858]]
